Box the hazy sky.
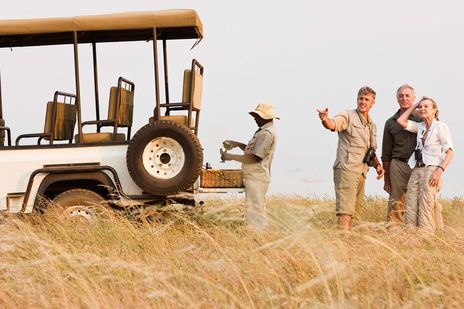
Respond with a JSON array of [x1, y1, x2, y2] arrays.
[[1, 0, 463, 198]]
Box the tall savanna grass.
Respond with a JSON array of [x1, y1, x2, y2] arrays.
[[1, 196, 463, 308]]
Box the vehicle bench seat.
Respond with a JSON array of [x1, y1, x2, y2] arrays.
[[74, 132, 126, 143], [159, 115, 189, 126]]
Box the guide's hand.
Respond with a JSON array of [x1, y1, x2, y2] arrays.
[[220, 148, 229, 162], [222, 140, 236, 150]]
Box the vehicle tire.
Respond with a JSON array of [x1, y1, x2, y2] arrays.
[[52, 189, 107, 221], [126, 120, 203, 196], [53, 189, 105, 207]]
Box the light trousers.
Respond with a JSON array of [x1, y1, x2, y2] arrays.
[[404, 166, 442, 233], [244, 178, 270, 231]]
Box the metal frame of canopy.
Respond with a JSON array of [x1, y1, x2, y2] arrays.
[[0, 9, 203, 142]]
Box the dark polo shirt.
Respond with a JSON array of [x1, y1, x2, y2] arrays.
[[381, 109, 421, 162]]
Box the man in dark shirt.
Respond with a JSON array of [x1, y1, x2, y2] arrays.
[[382, 84, 420, 222]]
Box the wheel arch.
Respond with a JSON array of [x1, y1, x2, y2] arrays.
[[36, 171, 117, 202]]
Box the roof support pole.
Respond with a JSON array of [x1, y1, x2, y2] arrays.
[[92, 42, 101, 132], [163, 39, 170, 113], [73, 31, 83, 141], [0, 71, 3, 119], [152, 27, 161, 120]]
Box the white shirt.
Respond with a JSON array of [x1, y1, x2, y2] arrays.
[[405, 119, 454, 168]]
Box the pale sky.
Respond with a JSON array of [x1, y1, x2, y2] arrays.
[[1, 0, 463, 198]]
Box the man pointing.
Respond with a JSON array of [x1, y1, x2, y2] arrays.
[[317, 86, 384, 230]]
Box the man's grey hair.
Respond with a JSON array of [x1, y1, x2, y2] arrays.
[[357, 86, 376, 99], [396, 84, 415, 96]]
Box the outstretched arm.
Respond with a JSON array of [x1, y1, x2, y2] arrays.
[[317, 108, 336, 131], [223, 140, 246, 151], [220, 148, 261, 164]]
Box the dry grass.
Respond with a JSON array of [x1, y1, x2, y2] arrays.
[[1, 196, 464, 308]]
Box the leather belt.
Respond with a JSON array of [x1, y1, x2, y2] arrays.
[[393, 157, 409, 163]]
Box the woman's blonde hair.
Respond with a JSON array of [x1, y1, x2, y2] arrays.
[[418, 96, 439, 120]]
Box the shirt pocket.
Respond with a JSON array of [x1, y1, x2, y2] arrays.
[[350, 121, 368, 145], [424, 139, 441, 156], [244, 137, 256, 154], [425, 133, 441, 148], [348, 138, 365, 164]]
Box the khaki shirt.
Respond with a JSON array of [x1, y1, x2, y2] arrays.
[[332, 109, 377, 175], [241, 122, 277, 183]]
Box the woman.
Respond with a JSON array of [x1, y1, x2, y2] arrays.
[[397, 96, 454, 233]]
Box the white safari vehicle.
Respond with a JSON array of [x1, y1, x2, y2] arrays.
[[0, 10, 209, 214]]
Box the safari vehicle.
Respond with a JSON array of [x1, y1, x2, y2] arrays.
[[0, 10, 213, 214]]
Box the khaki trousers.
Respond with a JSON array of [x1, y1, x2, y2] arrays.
[[387, 159, 412, 223], [244, 178, 269, 231], [404, 166, 442, 233]]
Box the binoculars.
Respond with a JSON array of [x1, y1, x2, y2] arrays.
[[414, 149, 423, 162], [363, 147, 376, 167]]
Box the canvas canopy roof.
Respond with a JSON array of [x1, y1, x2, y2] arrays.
[[0, 9, 203, 47]]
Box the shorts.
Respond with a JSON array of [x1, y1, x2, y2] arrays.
[[333, 168, 365, 216]]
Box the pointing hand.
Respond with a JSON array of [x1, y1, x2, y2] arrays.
[[316, 108, 329, 121]]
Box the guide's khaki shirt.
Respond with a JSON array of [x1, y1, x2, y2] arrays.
[[241, 122, 277, 183], [332, 109, 377, 175]]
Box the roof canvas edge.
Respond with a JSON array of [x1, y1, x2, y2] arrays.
[[0, 9, 203, 38]]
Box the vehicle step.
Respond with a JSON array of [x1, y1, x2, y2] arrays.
[[6, 192, 25, 213]]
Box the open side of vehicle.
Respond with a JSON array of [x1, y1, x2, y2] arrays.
[[0, 10, 222, 214]]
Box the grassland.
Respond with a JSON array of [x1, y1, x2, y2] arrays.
[[1, 196, 463, 308]]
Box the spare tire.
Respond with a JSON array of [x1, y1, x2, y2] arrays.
[[126, 120, 203, 196]]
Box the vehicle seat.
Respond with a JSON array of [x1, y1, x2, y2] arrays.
[[158, 59, 203, 135], [15, 91, 77, 146], [77, 77, 134, 143]]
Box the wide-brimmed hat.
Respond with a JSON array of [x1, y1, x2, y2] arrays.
[[249, 103, 280, 120]]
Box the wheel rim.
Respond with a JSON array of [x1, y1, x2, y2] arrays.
[[142, 137, 185, 179], [62, 206, 96, 221]]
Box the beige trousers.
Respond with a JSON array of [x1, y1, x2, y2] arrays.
[[244, 178, 270, 231], [404, 166, 442, 233]]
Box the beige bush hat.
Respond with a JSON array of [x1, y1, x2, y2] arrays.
[[249, 102, 280, 120]]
